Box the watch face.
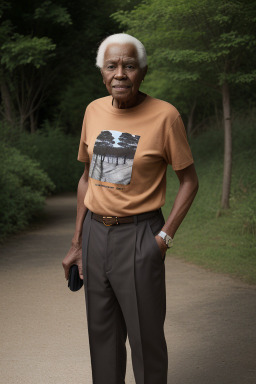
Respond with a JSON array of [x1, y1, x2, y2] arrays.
[[166, 236, 173, 248]]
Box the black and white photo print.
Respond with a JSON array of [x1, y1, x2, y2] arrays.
[[89, 130, 140, 185]]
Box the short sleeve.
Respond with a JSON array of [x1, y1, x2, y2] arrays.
[[77, 109, 90, 163], [164, 114, 194, 170]]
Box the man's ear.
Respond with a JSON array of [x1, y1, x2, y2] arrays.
[[100, 69, 106, 84], [142, 65, 148, 80]]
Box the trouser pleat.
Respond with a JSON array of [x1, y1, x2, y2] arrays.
[[106, 223, 145, 384]]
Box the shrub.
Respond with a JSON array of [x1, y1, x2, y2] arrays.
[[0, 143, 55, 240], [11, 122, 84, 192]]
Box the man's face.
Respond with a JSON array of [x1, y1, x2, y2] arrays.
[[101, 43, 147, 106]]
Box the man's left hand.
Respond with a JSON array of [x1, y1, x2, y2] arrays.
[[155, 235, 168, 259]]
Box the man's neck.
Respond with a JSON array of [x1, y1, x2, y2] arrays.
[[112, 92, 146, 109]]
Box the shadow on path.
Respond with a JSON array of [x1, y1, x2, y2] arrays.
[[0, 194, 256, 384]]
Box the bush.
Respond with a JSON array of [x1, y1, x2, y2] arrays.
[[0, 143, 55, 240], [11, 122, 84, 192]]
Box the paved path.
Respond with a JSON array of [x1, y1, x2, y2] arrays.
[[1, 194, 256, 384]]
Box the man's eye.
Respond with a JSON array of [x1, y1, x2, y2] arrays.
[[107, 65, 115, 69], [126, 65, 134, 69]]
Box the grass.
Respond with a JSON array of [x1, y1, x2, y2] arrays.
[[162, 117, 256, 285]]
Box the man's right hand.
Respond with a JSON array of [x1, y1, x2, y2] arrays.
[[62, 243, 83, 281]]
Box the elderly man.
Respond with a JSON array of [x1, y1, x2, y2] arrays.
[[62, 33, 198, 384]]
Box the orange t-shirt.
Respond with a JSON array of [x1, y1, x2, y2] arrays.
[[77, 94, 194, 216]]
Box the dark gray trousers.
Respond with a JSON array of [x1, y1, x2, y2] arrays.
[[82, 209, 168, 384]]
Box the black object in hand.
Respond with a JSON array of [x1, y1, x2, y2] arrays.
[[68, 264, 83, 292]]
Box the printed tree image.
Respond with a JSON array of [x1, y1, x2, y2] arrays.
[[118, 133, 140, 164], [91, 131, 115, 179], [93, 130, 115, 161], [89, 130, 141, 185]]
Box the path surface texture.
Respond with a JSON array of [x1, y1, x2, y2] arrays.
[[1, 194, 256, 384]]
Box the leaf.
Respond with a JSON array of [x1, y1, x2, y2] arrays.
[[34, 1, 72, 26], [1, 35, 56, 71]]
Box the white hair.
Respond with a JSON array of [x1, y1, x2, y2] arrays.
[[96, 33, 147, 69]]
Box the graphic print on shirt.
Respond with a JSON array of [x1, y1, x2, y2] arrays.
[[89, 130, 140, 185]]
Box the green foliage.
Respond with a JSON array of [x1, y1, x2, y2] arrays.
[[1, 34, 56, 70], [0, 0, 123, 133], [233, 192, 256, 236], [162, 116, 256, 284], [112, 0, 256, 126], [1, 122, 84, 193], [0, 119, 84, 239], [230, 116, 256, 235], [58, 64, 107, 133], [1, 0, 255, 134], [226, 71, 256, 84], [0, 142, 55, 240], [34, 1, 72, 26]]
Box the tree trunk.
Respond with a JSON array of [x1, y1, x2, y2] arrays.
[[214, 102, 221, 129], [91, 154, 98, 176], [0, 81, 14, 124], [30, 112, 37, 133], [19, 113, 26, 131], [187, 99, 197, 137], [221, 82, 232, 209]]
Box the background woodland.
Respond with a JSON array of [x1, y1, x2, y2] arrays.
[[0, 0, 255, 282]]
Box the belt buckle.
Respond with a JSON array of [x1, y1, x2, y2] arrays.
[[103, 216, 119, 226]]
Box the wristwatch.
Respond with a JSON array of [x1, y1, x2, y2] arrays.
[[158, 231, 173, 248]]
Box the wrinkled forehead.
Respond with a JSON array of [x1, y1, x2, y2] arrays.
[[103, 43, 139, 63]]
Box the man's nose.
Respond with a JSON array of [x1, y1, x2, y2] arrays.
[[114, 65, 127, 79]]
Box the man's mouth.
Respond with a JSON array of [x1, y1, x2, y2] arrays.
[[112, 85, 131, 89]]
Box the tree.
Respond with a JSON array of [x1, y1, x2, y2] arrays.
[[0, 0, 123, 133], [118, 132, 140, 163], [94, 131, 115, 160], [93, 130, 115, 178], [0, 0, 72, 131], [112, 0, 256, 209]]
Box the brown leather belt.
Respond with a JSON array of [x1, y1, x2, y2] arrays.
[[91, 209, 160, 226]]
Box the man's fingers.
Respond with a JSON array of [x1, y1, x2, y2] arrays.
[[63, 264, 70, 280], [62, 245, 83, 281], [78, 263, 84, 280], [65, 268, 70, 281], [62, 259, 70, 280]]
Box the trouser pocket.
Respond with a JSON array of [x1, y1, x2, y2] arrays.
[[146, 212, 166, 262]]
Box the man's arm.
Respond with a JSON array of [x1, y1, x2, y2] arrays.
[[155, 163, 199, 254], [62, 162, 90, 280]]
